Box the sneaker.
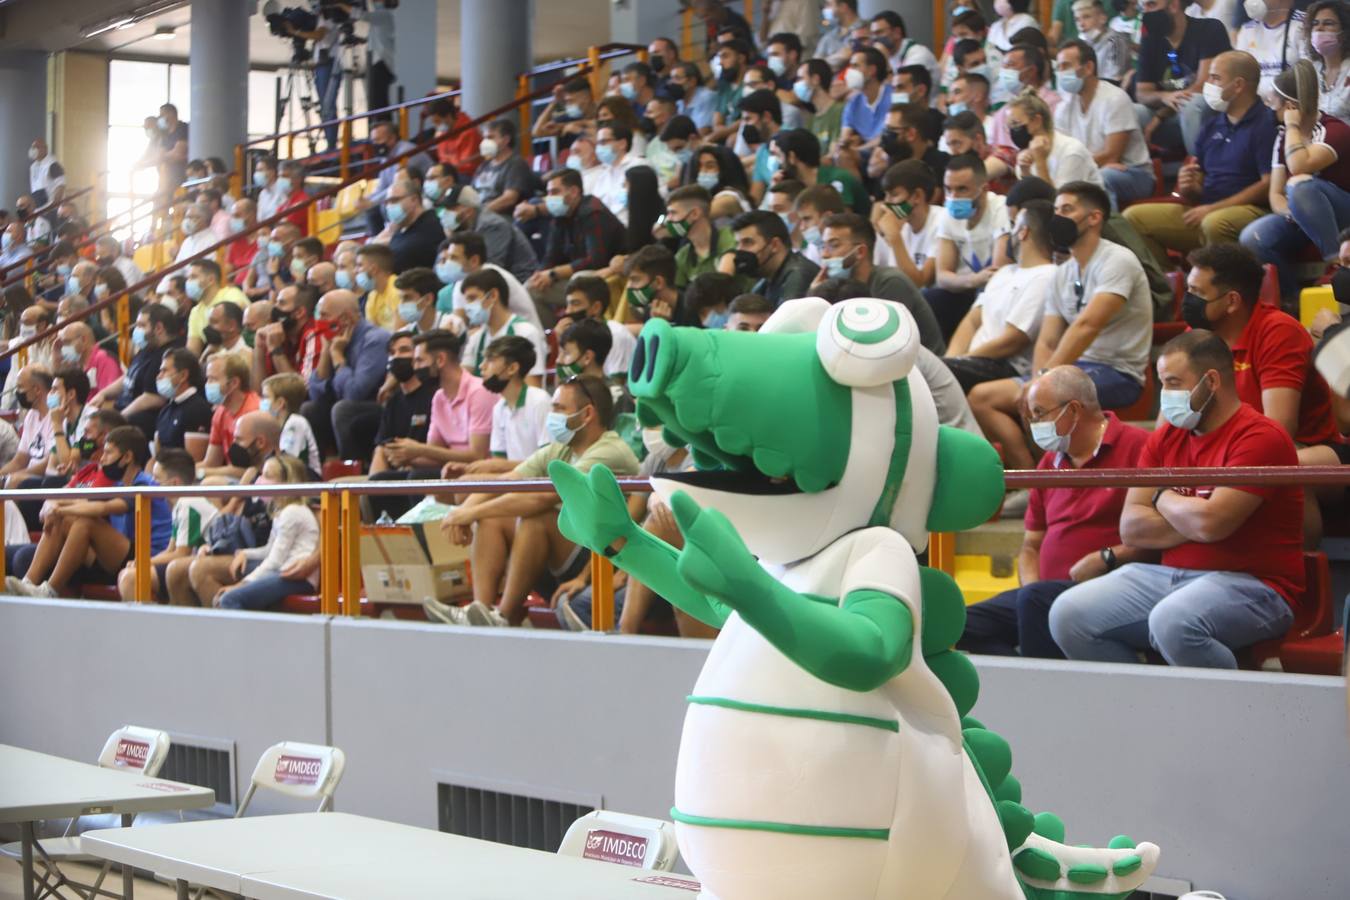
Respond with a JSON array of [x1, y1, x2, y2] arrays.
[[465, 600, 509, 627], [14, 580, 55, 598], [422, 597, 470, 625], [1000, 490, 1030, 519], [557, 595, 592, 632], [5, 575, 24, 594]]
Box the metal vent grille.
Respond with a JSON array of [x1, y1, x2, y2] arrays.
[[158, 741, 234, 808], [437, 782, 591, 852]]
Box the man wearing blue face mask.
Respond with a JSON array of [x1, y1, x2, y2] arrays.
[[437, 373, 640, 628], [524, 168, 626, 306], [620, 61, 658, 111], [590, 123, 649, 226], [459, 269, 547, 387], [356, 243, 400, 331], [927, 153, 1011, 338], [183, 259, 249, 357], [436, 184, 538, 283], [961, 366, 1151, 659], [1050, 331, 1304, 669], [100, 304, 182, 440], [379, 176, 442, 273]]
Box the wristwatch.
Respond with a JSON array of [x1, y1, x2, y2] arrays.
[[1151, 487, 1168, 508], [1100, 547, 1117, 571]]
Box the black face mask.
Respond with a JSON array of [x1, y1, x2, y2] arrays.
[[227, 442, 254, 469], [664, 82, 686, 102], [880, 131, 912, 161], [482, 373, 511, 393], [101, 454, 127, 482], [1181, 291, 1220, 330], [388, 357, 417, 383], [271, 306, 291, 325], [1333, 266, 1350, 305], [1142, 9, 1172, 35], [733, 249, 763, 277], [719, 65, 740, 84], [650, 55, 666, 74], [1010, 124, 1032, 150], [202, 325, 223, 346], [414, 365, 434, 384], [1048, 214, 1080, 252], [16, 392, 32, 410], [742, 124, 763, 145]]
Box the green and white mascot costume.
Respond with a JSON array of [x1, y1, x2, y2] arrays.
[[549, 298, 1159, 900]]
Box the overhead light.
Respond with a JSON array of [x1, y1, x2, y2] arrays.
[[115, 18, 137, 30], [153, 25, 175, 39], [85, 17, 135, 37]]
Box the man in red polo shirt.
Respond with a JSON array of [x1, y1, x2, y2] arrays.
[[253, 284, 325, 391], [1182, 243, 1347, 544], [960, 366, 1152, 658], [1050, 331, 1302, 668]]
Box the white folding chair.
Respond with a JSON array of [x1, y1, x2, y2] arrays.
[[0, 726, 171, 900], [557, 810, 678, 872]]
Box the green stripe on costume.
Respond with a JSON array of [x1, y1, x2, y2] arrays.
[[671, 809, 889, 840], [686, 695, 899, 733]]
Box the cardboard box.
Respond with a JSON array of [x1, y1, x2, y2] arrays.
[[359, 523, 471, 605]]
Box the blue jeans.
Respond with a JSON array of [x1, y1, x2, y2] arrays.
[[1018, 361, 1141, 409], [217, 561, 315, 611], [313, 55, 342, 150], [1048, 563, 1294, 669], [1240, 212, 1308, 301], [958, 579, 1071, 659], [1101, 163, 1156, 212], [1287, 176, 1350, 259]]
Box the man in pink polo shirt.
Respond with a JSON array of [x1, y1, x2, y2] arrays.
[[58, 322, 122, 396], [376, 329, 494, 474], [959, 365, 1153, 658]]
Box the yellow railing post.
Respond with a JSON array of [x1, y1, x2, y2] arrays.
[[682, 8, 695, 63], [116, 294, 130, 367], [339, 121, 352, 182], [341, 489, 361, 616], [398, 106, 410, 141], [287, 133, 295, 160], [320, 492, 340, 615], [929, 532, 955, 577], [135, 494, 151, 602], [590, 554, 615, 632], [517, 74, 532, 139], [588, 45, 603, 100], [934, 0, 947, 51]]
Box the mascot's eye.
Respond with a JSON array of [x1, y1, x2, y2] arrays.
[[817, 299, 918, 387]]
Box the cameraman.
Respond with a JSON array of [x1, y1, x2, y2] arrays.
[[284, 2, 346, 151], [356, 0, 398, 113]]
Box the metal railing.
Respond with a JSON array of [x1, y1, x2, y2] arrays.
[[2, 465, 1346, 632]]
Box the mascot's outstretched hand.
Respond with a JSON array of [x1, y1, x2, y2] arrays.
[[1014, 813, 1160, 900], [669, 491, 772, 604], [552, 460, 639, 554]]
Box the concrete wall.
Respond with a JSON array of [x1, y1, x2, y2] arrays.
[[0, 51, 48, 211], [3, 598, 1348, 899], [49, 51, 109, 219]]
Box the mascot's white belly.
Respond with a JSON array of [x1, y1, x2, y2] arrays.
[[671, 531, 1023, 900]]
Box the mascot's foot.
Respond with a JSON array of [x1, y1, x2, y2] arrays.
[[1015, 813, 1160, 900]]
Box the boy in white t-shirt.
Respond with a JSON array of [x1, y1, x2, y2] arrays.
[[444, 335, 551, 479], [260, 372, 322, 477], [116, 448, 217, 603], [459, 268, 547, 386], [875, 159, 948, 290], [926, 153, 1012, 338]]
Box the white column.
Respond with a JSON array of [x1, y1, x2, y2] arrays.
[[189, 0, 250, 161], [460, 0, 534, 119]]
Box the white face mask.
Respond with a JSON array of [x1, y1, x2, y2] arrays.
[[1243, 0, 1269, 20], [1202, 81, 1230, 112], [642, 427, 673, 457], [844, 67, 866, 91]]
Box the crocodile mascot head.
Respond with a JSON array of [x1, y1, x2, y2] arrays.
[[628, 296, 1005, 563]]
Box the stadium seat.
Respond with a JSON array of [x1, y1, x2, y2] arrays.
[[1278, 630, 1345, 675], [557, 810, 678, 871], [1110, 366, 1156, 421], [80, 584, 122, 602], [322, 459, 364, 480], [1153, 271, 1187, 345], [1241, 552, 1334, 669], [526, 591, 562, 629], [1259, 263, 1279, 307]]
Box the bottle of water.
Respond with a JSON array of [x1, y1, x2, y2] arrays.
[[375, 511, 395, 526]]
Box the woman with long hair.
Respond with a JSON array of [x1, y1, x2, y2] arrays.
[[623, 165, 666, 253], [1241, 58, 1350, 297], [1306, 0, 1350, 120], [689, 145, 752, 225]]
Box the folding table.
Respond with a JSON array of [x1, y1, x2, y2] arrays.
[[0, 743, 215, 900], [83, 812, 703, 899]]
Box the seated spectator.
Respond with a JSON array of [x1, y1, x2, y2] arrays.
[[200, 354, 261, 479], [683, 271, 740, 329], [445, 335, 551, 477], [945, 199, 1056, 391], [840, 46, 894, 148], [1134, 0, 1230, 154], [7, 426, 170, 599], [814, 211, 946, 351], [622, 246, 684, 327], [435, 183, 539, 283], [942, 110, 1004, 180], [154, 348, 213, 453], [397, 329, 492, 470], [794, 185, 887, 275], [960, 366, 1152, 657], [260, 372, 322, 476], [591, 122, 652, 226], [1073, 0, 1133, 86], [870, 103, 951, 192], [620, 59, 658, 110], [459, 268, 547, 383], [1241, 60, 1350, 300], [368, 330, 437, 479], [891, 65, 946, 143], [0, 222, 33, 269], [253, 154, 290, 222], [654, 116, 699, 193], [202, 299, 251, 369], [523, 168, 627, 304], [41, 366, 94, 483], [970, 181, 1150, 471], [871, 11, 939, 80], [254, 284, 323, 389], [989, 0, 1042, 84], [875, 160, 944, 289], [948, 38, 993, 102], [1306, 0, 1350, 120], [333, 242, 358, 291], [377, 176, 443, 273], [708, 39, 753, 142], [1234, 0, 1304, 103], [792, 59, 843, 153], [200, 188, 231, 239], [763, 33, 806, 126], [1125, 51, 1274, 269], [58, 322, 121, 396], [1184, 243, 1346, 543], [436, 375, 641, 627], [1008, 92, 1104, 188], [721, 209, 819, 307], [988, 44, 1061, 155], [227, 409, 285, 480], [621, 165, 667, 261], [303, 289, 390, 460], [816, 0, 863, 68], [944, 71, 992, 126], [437, 232, 544, 331], [355, 243, 400, 332], [556, 274, 637, 377], [533, 75, 598, 140], [927, 153, 1011, 338], [361, 120, 432, 232], [661, 185, 738, 290], [670, 62, 716, 132], [1049, 331, 1303, 668], [687, 145, 753, 222], [93, 235, 143, 288], [728, 292, 774, 331], [306, 260, 337, 296], [0, 303, 52, 411], [184, 258, 248, 356], [165, 203, 217, 278], [471, 118, 536, 216], [196, 454, 320, 611], [241, 222, 301, 302], [427, 95, 480, 179], [115, 448, 215, 603], [0, 369, 51, 485], [739, 90, 784, 204], [223, 198, 259, 283]]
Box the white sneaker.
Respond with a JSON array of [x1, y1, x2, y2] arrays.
[[15, 580, 55, 598], [465, 600, 509, 627], [1000, 490, 1030, 519], [422, 597, 469, 625], [557, 596, 591, 632], [5, 575, 24, 594]]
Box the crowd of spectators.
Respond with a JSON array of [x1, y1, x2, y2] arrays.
[[1, 0, 1347, 670]]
